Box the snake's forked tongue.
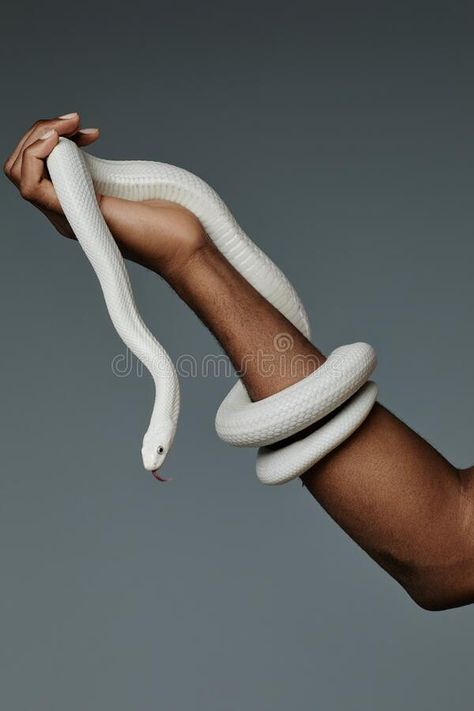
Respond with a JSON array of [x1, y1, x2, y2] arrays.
[[152, 470, 172, 483]]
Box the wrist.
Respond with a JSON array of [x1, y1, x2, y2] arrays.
[[159, 237, 221, 292]]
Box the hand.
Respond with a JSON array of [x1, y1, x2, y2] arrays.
[[4, 112, 210, 280]]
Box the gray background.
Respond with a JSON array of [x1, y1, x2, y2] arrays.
[[1, 1, 473, 709]]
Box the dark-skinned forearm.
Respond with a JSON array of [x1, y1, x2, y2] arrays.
[[165, 242, 474, 611]]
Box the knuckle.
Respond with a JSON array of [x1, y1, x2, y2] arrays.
[[187, 213, 207, 245], [3, 159, 11, 177], [10, 165, 21, 184], [19, 183, 34, 200]]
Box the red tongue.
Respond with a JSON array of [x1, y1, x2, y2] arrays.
[[152, 469, 172, 483]]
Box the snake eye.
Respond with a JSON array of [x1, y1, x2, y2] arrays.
[[157, 446, 164, 454]]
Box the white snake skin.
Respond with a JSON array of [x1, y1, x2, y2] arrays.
[[47, 138, 377, 485]]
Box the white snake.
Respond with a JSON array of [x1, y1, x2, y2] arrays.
[[47, 138, 377, 485]]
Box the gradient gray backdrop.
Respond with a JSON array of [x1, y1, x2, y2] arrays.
[[1, 1, 474, 709]]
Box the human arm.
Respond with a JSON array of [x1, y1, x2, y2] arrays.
[[163, 244, 474, 612], [6, 114, 474, 611]]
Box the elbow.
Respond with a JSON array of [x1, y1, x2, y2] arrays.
[[407, 583, 474, 612], [377, 548, 474, 612], [403, 565, 474, 611], [408, 591, 470, 612], [406, 539, 474, 612], [377, 476, 474, 611]]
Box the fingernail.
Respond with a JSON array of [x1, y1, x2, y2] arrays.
[[58, 112, 78, 119], [40, 129, 56, 140], [79, 128, 99, 134]]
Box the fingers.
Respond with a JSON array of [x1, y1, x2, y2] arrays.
[[8, 114, 81, 183], [19, 130, 61, 211], [4, 113, 100, 213], [4, 113, 100, 184], [4, 112, 80, 178], [3, 112, 100, 242], [72, 127, 100, 147]]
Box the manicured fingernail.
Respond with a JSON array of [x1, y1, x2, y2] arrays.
[[79, 128, 99, 134], [40, 129, 56, 140], [58, 112, 78, 119]]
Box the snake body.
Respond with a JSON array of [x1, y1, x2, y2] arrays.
[[47, 138, 377, 484]]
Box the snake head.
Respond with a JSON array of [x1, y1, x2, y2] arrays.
[[141, 419, 176, 478]]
